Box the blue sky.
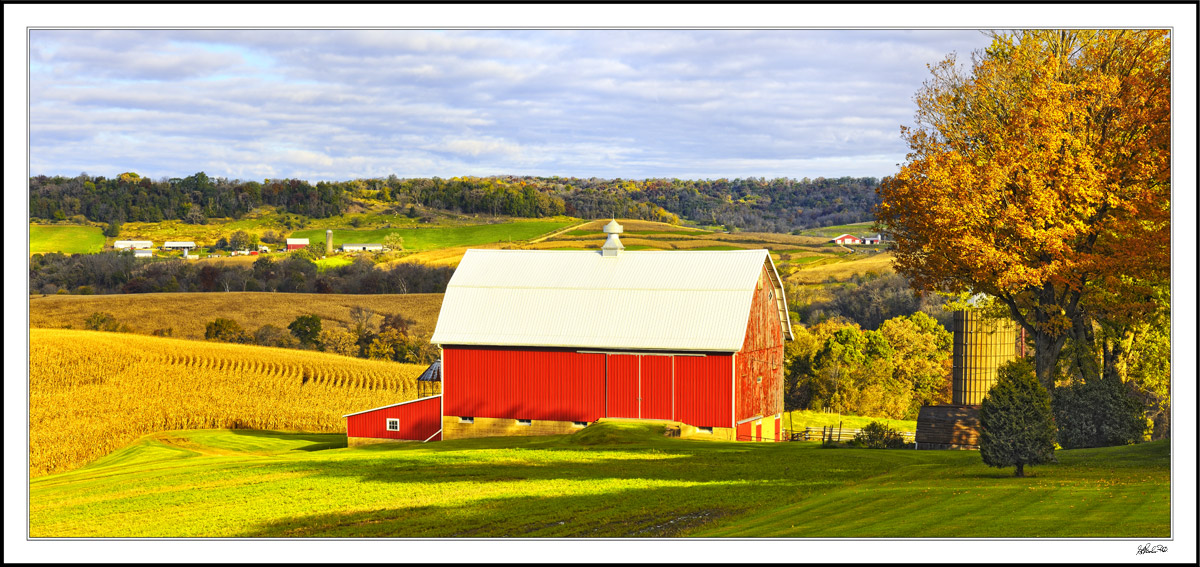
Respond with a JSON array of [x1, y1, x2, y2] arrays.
[[27, 29, 999, 181]]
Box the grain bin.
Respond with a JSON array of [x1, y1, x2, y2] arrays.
[[326, 229, 333, 255], [951, 311, 1017, 405]]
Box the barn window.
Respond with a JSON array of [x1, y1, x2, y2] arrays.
[[698, 427, 713, 434], [517, 419, 532, 426], [386, 418, 400, 431], [573, 421, 587, 427], [459, 417, 474, 424]]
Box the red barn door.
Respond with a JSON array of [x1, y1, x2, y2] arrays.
[[640, 355, 673, 421], [606, 354, 639, 419]]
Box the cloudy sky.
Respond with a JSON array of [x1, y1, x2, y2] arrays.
[[28, 29, 998, 181]]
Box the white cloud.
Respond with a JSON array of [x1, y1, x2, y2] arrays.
[[27, 29, 997, 180]]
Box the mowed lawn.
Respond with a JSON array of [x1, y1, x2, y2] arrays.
[[29, 225, 105, 255], [28, 423, 1169, 538], [291, 219, 575, 252]]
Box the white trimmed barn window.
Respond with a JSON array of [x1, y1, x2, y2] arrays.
[[386, 418, 400, 431]]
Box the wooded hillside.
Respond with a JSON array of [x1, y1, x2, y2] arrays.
[[30, 173, 880, 233]]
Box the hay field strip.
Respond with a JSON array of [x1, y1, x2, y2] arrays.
[[28, 329, 427, 477], [28, 422, 1170, 538], [29, 292, 444, 340], [786, 252, 896, 284]]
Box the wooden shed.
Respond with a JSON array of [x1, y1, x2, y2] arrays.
[[430, 221, 792, 442]]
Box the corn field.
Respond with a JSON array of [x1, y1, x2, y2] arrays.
[[29, 329, 426, 477]]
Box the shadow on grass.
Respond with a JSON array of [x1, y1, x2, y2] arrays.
[[225, 429, 348, 451], [235, 484, 743, 538], [228, 426, 931, 537]]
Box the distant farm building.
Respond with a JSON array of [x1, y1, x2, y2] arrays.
[[162, 241, 196, 251], [831, 234, 863, 245], [862, 234, 883, 245], [427, 220, 793, 442], [113, 240, 153, 250], [286, 238, 310, 251], [132, 249, 153, 258], [341, 243, 383, 252]]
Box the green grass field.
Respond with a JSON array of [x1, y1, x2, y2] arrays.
[[314, 257, 353, 271], [795, 221, 878, 238], [784, 410, 917, 433], [292, 219, 575, 252], [28, 423, 1169, 538], [29, 225, 105, 255]]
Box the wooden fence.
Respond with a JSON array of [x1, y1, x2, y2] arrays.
[[782, 426, 916, 443]]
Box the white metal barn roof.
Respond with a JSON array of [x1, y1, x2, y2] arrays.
[[286, 238, 309, 245], [163, 241, 196, 248], [431, 248, 792, 352]]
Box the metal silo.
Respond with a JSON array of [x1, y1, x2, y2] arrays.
[[951, 311, 1017, 405]]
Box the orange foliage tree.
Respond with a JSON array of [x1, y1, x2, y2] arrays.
[[876, 30, 1170, 385]]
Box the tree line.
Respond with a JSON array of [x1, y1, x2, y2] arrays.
[[203, 309, 439, 366], [29, 171, 347, 225], [29, 251, 453, 296], [31, 172, 881, 233]]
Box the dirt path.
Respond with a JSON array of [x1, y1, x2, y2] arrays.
[[528, 220, 591, 244]]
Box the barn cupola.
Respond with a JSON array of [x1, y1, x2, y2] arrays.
[[600, 219, 624, 257]]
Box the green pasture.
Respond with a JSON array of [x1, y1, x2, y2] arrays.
[[29, 225, 105, 255], [795, 221, 877, 238], [29, 423, 1169, 538], [292, 219, 575, 252], [784, 410, 917, 433]]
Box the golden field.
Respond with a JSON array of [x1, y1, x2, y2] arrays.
[[786, 251, 896, 284], [29, 292, 444, 340], [28, 329, 427, 477]]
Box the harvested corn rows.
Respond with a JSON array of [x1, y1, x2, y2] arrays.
[[29, 329, 426, 477]]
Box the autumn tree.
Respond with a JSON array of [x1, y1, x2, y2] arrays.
[[318, 328, 359, 357], [383, 233, 405, 252], [878, 311, 952, 417], [876, 30, 1170, 386]]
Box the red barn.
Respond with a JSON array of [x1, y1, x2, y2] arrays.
[[831, 234, 863, 245], [430, 221, 792, 441], [286, 238, 309, 251]]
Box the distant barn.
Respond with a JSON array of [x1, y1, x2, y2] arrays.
[[286, 238, 309, 251], [428, 220, 793, 442], [113, 240, 153, 250], [162, 241, 196, 251], [831, 234, 863, 245], [341, 243, 383, 252]]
